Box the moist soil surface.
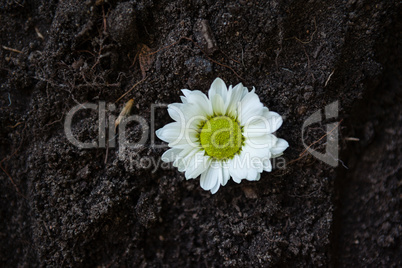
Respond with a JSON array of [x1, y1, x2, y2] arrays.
[[0, 0, 400, 267]]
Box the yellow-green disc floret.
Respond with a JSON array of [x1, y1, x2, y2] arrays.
[[199, 116, 243, 160]]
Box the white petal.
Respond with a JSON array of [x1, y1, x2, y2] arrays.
[[185, 153, 211, 179], [239, 91, 264, 124], [263, 110, 283, 133], [224, 85, 233, 106], [176, 159, 186, 172], [178, 107, 205, 132], [241, 143, 266, 160], [229, 167, 242, 183], [210, 179, 221, 194], [161, 148, 182, 162], [243, 109, 283, 137], [180, 104, 208, 127], [182, 89, 213, 116], [228, 154, 247, 183], [270, 138, 289, 157], [200, 164, 220, 191], [167, 103, 184, 122], [245, 133, 277, 150], [211, 94, 225, 116], [199, 168, 212, 190], [230, 172, 242, 184], [225, 83, 247, 118], [178, 146, 198, 159], [246, 168, 258, 181], [221, 164, 230, 186], [208, 78, 227, 100], [175, 148, 198, 173], [243, 118, 269, 138], [168, 128, 200, 149], [241, 144, 266, 172], [156, 122, 183, 143], [180, 96, 188, 103], [173, 146, 195, 167], [244, 86, 253, 97], [263, 158, 272, 172]]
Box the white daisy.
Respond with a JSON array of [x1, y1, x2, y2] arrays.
[[156, 78, 289, 194]]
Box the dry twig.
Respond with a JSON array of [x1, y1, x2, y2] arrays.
[[286, 119, 343, 166], [115, 76, 148, 103], [2, 45, 22, 54]]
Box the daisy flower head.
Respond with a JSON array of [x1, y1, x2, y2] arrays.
[[156, 78, 289, 194]]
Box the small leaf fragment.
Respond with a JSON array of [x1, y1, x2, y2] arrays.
[[138, 44, 156, 78], [115, 99, 134, 129]]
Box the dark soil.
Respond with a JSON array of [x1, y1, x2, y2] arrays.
[[0, 0, 400, 267]]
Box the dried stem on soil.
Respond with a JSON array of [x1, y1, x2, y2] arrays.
[[286, 119, 343, 166], [115, 76, 148, 103]]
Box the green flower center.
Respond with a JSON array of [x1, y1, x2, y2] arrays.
[[199, 116, 243, 160]]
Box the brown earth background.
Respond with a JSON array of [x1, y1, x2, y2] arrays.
[[0, 0, 400, 267]]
